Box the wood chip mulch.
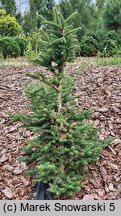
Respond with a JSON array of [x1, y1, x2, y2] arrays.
[[0, 64, 121, 200]]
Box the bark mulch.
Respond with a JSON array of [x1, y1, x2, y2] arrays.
[[0, 64, 121, 200]]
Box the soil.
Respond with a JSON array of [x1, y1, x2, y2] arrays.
[[0, 63, 121, 200]]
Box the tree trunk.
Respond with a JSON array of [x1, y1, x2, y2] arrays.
[[57, 82, 62, 113], [57, 62, 65, 113]]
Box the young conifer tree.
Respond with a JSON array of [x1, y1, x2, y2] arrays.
[[12, 6, 110, 197]]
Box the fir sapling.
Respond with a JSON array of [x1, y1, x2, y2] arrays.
[[12, 6, 111, 197]]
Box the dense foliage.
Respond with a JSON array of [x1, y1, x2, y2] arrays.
[[12, 7, 111, 197], [59, 0, 92, 40], [25, 0, 55, 33], [14, 37, 27, 56], [0, 37, 21, 58], [102, 0, 121, 31], [99, 30, 121, 57], [0, 9, 22, 36], [0, 0, 16, 15], [80, 34, 99, 56], [79, 30, 121, 57]]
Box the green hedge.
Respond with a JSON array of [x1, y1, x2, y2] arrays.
[[80, 31, 121, 57], [14, 37, 27, 56], [0, 37, 21, 59], [99, 31, 121, 57], [80, 34, 99, 57], [99, 39, 117, 57]]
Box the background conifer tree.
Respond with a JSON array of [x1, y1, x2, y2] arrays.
[[102, 0, 121, 31], [0, 0, 16, 15], [12, 6, 111, 197], [29, 0, 55, 32]]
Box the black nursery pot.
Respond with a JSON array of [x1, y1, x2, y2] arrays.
[[30, 182, 53, 200]]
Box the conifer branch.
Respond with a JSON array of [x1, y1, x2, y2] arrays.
[[36, 12, 47, 22], [26, 73, 59, 91], [42, 20, 61, 29], [51, 37, 65, 46], [39, 29, 50, 42], [65, 27, 81, 37], [65, 11, 78, 23], [39, 40, 50, 47]]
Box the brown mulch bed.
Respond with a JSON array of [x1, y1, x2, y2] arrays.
[[0, 64, 121, 200]]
